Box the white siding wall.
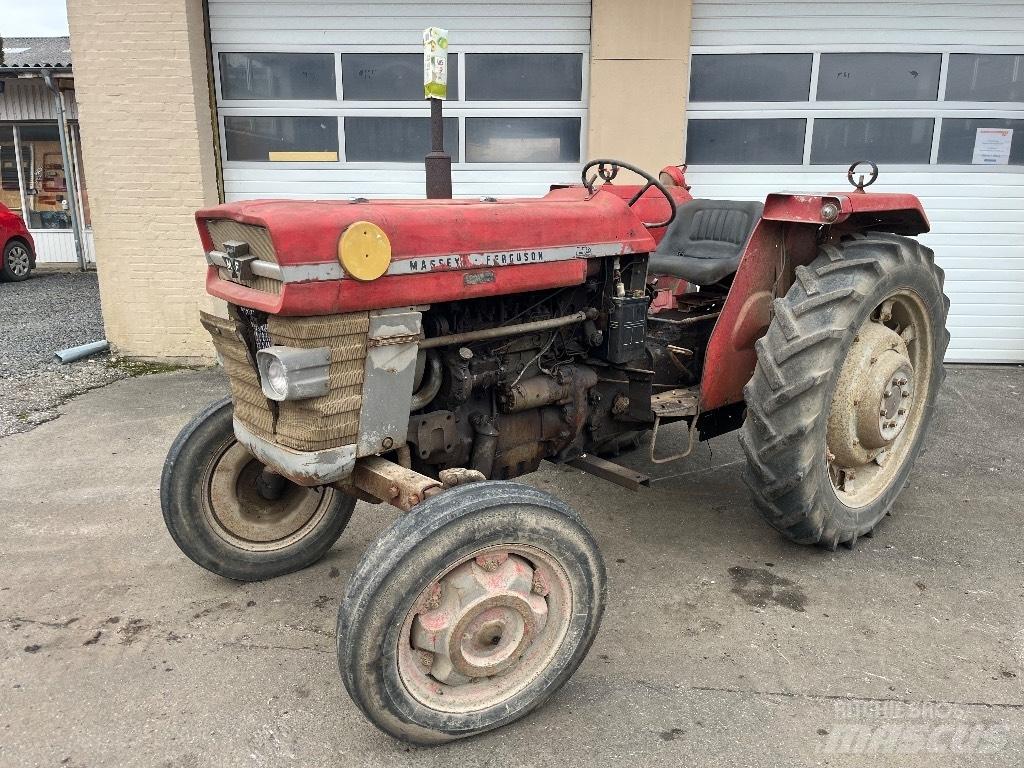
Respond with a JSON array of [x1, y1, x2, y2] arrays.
[[688, 0, 1024, 363], [0, 79, 78, 121], [208, 0, 591, 201]]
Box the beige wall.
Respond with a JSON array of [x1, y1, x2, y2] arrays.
[[588, 0, 691, 177], [67, 0, 220, 361]]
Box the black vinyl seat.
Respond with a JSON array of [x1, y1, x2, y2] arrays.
[[648, 199, 764, 286]]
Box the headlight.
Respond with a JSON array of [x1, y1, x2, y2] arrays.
[[256, 346, 331, 402], [265, 357, 289, 398]]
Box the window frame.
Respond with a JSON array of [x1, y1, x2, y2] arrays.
[[212, 44, 589, 170], [685, 44, 1024, 170]]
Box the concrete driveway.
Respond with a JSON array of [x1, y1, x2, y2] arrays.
[[1, 365, 1021, 767]]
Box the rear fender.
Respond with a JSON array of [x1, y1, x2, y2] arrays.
[[698, 190, 929, 412], [762, 191, 929, 235]]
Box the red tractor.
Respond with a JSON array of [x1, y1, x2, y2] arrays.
[[162, 158, 947, 744]]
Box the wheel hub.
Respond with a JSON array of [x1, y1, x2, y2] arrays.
[[827, 322, 913, 468], [204, 442, 328, 549], [412, 552, 548, 685]]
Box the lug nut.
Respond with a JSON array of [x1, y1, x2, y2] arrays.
[[898, 409, 906, 416], [880, 409, 887, 416], [902, 390, 910, 398], [883, 389, 892, 398]]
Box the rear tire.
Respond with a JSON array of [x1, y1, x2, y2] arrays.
[[161, 397, 355, 581], [739, 233, 949, 549], [337, 481, 606, 744]]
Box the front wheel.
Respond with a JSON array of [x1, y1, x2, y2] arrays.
[[740, 233, 949, 549], [160, 397, 355, 581], [2, 240, 33, 282], [337, 481, 606, 744]]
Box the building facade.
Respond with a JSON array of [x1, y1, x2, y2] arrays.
[[0, 37, 93, 266], [66, 0, 1023, 363]]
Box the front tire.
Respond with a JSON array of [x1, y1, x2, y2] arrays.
[[337, 481, 606, 744], [160, 397, 355, 581], [2, 240, 33, 282], [740, 233, 949, 549]]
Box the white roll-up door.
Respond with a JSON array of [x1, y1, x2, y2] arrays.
[[207, 0, 591, 202], [686, 0, 1024, 363]]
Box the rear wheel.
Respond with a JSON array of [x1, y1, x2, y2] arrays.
[[2, 240, 32, 282], [740, 233, 949, 549], [337, 481, 605, 744], [161, 397, 355, 580]]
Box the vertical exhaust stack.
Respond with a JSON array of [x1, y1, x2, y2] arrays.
[[423, 26, 453, 199]]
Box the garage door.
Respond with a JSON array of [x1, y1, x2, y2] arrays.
[[207, 0, 591, 203], [685, 0, 1024, 363]]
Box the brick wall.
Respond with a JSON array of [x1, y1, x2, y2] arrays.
[[67, 0, 220, 361]]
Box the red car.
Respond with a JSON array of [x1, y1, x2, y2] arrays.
[[0, 203, 36, 281]]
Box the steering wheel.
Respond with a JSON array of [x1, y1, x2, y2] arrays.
[[581, 158, 677, 228]]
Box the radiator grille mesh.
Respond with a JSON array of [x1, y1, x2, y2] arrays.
[[205, 219, 277, 263], [200, 310, 369, 453]]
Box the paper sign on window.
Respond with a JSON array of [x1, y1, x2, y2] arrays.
[[972, 128, 1013, 165]]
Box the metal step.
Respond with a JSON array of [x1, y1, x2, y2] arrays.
[[651, 388, 700, 418]]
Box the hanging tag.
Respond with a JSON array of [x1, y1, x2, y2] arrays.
[[423, 26, 449, 100]]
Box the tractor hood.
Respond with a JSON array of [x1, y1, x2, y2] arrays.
[[197, 186, 671, 315], [197, 186, 658, 268]]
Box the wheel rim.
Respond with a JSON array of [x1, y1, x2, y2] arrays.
[[7, 245, 30, 277], [201, 440, 334, 551], [826, 290, 933, 508], [397, 543, 572, 714]]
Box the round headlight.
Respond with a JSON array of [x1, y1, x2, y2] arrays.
[[266, 357, 288, 397]]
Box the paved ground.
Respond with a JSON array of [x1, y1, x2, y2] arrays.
[[0, 270, 129, 437], [1, 365, 1022, 767]]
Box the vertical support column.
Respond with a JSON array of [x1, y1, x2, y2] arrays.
[[587, 0, 693, 175], [44, 73, 86, 271], [11, 126, 29, 228]]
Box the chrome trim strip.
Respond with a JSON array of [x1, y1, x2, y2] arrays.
[[205, 250, 284, 280], [233, 418, 356, 487], [208, 241, 631, 286]]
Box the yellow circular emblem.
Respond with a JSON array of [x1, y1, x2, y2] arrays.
[[338, 221, 392, 281]]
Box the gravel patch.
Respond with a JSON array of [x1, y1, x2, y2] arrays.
[[0, 271, 130, 437]]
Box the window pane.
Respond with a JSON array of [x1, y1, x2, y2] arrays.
[[224, 116, 339, 162], [18, 124, 72, 229], [810, 118, 934, 164], [685, 119, 806, 165], [946, 54, 1024, 102], [689, 54, 812, 102], [220, 53, 336, 100], [344, 117, 458, 162], [0, 126, 22, 218], [465, 54, 583, 101], [938, 119, 1024, 165], [343, 54, 458, 100], [466, 117, 581, 163], [817, 53, 941, 101]]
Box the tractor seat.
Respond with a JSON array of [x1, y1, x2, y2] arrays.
[[648, 199, 764, 286]]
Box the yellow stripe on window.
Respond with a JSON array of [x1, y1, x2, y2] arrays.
[[267, 151, 338, 162]]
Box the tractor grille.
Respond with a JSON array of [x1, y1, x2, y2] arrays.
[[216, 268, 282, 295], [205, 219, 277, 262], [205, 220, 282, 295], [200, 309, 370, 452]]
